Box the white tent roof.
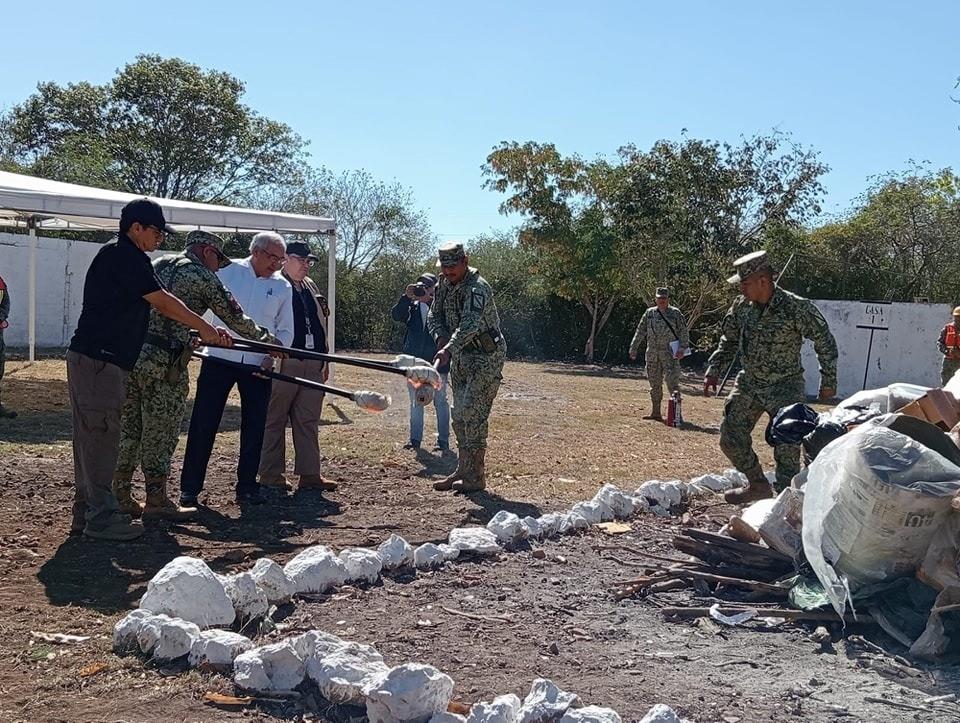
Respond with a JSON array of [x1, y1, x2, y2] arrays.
[[0, 170, 335, 233]]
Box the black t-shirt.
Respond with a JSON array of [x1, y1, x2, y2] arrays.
[[290, 283, 327, 352], [69, 234, 162, 371]]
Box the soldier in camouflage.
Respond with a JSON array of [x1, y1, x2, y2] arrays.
[[113, 230, 274, 519], [427, 242, 506, 492], [704, 251, 838, 504], [629, 287, 689, 420], [0, 273, 15, 418]]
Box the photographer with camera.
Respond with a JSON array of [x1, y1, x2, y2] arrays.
[[391, 273, 450, 452]]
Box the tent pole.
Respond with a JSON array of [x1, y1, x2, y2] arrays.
[[28, 219, 37, 362], [326, 231, 337, 380]]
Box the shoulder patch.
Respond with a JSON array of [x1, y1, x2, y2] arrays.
[[470, 289, 485, 313]]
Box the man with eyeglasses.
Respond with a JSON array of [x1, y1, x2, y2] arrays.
[[179, 231, 294, 508], [113, 230, 277, 522], [67, 198, 232, 541], [259, 241, 336, 494]]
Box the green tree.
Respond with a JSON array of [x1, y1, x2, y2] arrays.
[[3, 55, 307, 202]]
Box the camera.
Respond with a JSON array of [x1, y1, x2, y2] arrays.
[[413, 282, 427, 297]]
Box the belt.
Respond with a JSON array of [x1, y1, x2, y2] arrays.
[[467, 328, 503, 352], [144, 333, 184, 352]]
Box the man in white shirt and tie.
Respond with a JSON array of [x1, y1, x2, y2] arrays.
[[179, 232, 294, 507]]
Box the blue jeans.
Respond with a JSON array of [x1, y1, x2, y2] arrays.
[[408, 373, 450, 447]]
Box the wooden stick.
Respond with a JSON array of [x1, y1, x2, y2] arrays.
[[592, 544, 692, 566], [661, 606, 873, 624], [440, 606, 514, 624], [863, 696, 931, 713], [668, 569, 788, 595]]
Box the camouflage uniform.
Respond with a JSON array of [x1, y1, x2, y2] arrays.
[[629, 303, 689, 405], [707, 284, 837, 491], [428, 247, 505, 490], [937, 318, 960, 386], [115, 247, 271, 489]]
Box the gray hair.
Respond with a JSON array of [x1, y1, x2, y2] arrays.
[[250, 231, 286, 253]]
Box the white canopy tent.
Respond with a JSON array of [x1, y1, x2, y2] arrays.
[[0, 170, 337, 362]]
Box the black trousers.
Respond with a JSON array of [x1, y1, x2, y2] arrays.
[[180, 358, 272, 497]]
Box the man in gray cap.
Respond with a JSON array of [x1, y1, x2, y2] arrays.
[[629, 287, 689, 420], [705, 250, 838, 503], [427, 242, 505, 492], [113, 229, 275, 521]]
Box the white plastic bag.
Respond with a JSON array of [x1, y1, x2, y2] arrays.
[[802, 422, 960, 616]]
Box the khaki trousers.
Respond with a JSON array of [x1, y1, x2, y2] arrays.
[[259, 358, 326, 478], [67, 350, 129, 532]]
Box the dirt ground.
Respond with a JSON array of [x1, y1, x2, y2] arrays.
[[0, 355, 958, 723]]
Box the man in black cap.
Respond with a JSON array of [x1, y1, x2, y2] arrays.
[[67, 198, 231, 541], [391, 271, 450, 451], [258, 241, 336, 493]]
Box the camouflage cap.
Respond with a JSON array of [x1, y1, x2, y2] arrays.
[[655, 287, 670, 298], [727, 250, 773, 284], [437, 241, 467, 267], [186, 229, 231, 269]]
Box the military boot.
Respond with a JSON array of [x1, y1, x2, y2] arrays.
[[644, 402, 663, 421], [143, 476, 198, 520], [434, 449, 469, 491], [454, 448, 487, 493], [112, 471, 144, 519], [724, 467, 774, 505]]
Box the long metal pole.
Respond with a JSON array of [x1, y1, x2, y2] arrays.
[[28, 219, 37, 362], [326, 231, 337, 380]]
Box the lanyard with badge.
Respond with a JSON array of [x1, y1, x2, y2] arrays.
[[295, 285, 317, 350]]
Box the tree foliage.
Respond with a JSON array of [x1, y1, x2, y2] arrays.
[[2, 55, 307, 202]]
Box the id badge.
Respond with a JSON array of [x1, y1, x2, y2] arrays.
[[305, 333, 315, 350]]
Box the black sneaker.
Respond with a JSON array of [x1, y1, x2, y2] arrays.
[[236, 490, 267, 505], [402, 441, 421, 450], [433, 442, 450, 452], [179, 494, 199, 508]]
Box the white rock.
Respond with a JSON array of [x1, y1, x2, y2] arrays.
[[137, 615, 200, 660], [535, 513, 565, 538], [688, 473, 733, 493], [467, 693, 522, 723], [520, 516, 542, 539], [222, 572, 269, 622], [628, 494, 650, 513], [448, 527, 501, 555], [438, 543, 461, 561], [517, 678, 580, 723], [487, 511, 527, 544], [249, 558, 294, 605], [284, 545, 347, 594], [378, 534, 415, 570], [560, 706, 621, 723], [188, 629, 253, 670], [290, 630, 346, 659], [139, 556, 235, 627], [339, 547, 384, 585], [558, 512, 590, 534], [414, 543, 447, 569], [234, 641, 305, 692], [113, 609, 153, 653], [364, 663, 455, 723], [638, 705, 682, 723], [723, 469, 748, 487], [634, 480, 684, 510], [306, 641, 388, 704], [431, 715, 467, 723], [593, 483, 638, 520], [570, 501, 603, 524]]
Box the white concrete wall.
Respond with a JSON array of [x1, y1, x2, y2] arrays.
[[802, 300, 951, 398], [0, 232, 105, 347]]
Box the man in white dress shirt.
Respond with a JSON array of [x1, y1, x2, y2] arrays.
[[179, 232, 294, 507]]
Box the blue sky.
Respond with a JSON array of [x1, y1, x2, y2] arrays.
[[3, 1, 958, 239]]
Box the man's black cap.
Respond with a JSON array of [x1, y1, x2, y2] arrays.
[[286, 241, 319, 262], [120, 198, 175, 233], [417, 272, 438, 287]]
